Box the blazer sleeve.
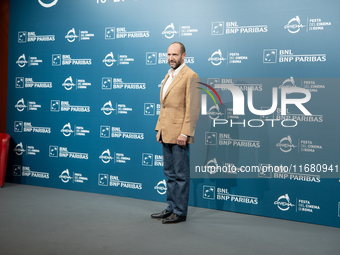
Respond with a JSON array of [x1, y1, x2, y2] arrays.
[[180, 73, 200, 141], [155, 75, 167, 133]]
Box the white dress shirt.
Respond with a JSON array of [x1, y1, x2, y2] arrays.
[[162, 63, 186, 99], [162, 63, 188, 138]]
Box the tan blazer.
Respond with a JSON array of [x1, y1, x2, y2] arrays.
[[155, 65, 200, 144]]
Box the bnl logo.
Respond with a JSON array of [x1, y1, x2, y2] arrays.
[[144, 103, 155, 115], [51, 100, 60, 111], [105, 27, 115, 40], [203, 185, 215, 200], [142, 153, 153, 166], [102, 78, 112, 89], [100, 126, 110, 138], [146, 52, 157, 65], [98, 174, 108, 186]]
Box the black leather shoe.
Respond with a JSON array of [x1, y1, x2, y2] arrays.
[[162, 213, 186, 224], [151, 209, 172, 219]]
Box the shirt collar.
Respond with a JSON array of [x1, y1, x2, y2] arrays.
[[168, 63, 186, 78]]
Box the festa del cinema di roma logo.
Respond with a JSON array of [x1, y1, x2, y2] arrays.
[[198, 82, 312, 127], [38, 0, 58, 8]]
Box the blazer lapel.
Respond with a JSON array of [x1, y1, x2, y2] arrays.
[[163, 65, 188, 100], [160, 74, 169, 105]]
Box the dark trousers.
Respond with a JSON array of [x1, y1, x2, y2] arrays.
[[162, 143, 190, 217]]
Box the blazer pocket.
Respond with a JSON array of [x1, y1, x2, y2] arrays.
[[172, 117, 184, 123]]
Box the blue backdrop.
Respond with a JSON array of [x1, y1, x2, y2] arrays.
[[6, 0, 340, 227]]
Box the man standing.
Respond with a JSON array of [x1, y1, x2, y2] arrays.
[[151, 42, 200, 224]]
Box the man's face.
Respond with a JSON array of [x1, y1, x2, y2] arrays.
[[167, 43, 186, 70]]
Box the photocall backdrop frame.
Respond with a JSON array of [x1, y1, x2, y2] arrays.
[[6, 0, 340, 227]]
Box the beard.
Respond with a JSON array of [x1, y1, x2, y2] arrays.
[[168, 57, 183, 70]]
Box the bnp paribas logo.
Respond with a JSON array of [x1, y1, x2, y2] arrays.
[[38, 0, 58, 8]]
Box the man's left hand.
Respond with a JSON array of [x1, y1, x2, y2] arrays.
[[177, 135, 188, 146]]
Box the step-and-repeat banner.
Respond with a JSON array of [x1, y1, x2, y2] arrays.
[[6, 0, 340, 227]]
